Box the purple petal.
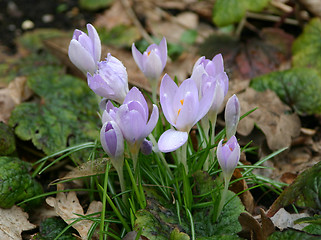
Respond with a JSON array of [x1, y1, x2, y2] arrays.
[[158, 37, 167, 69], [175, 91, 199, 131], [87, 73, 114, 98], [195, 79, 215, 124], [225, 94, 240, 139], [100, 121, 124, 158], [87, 23, 101, 63], [158, 129, 188, 153], [127, 101, 148, 123], [124, 87, 148, 120], [132, 43, 144, 71], [143, 50, 163, 80], [144, 104, 159, 137], [68, 39, 96, 74], [160, 74, 178, 126]]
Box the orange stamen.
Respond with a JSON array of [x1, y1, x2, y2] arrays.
[[147, 51, 151, 56], [180, 99, 184, 105]]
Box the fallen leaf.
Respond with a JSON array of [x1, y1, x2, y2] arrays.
[[46, 184, 102, 240], [0, 205, 36, 240], [237, 88, 301, 151], [238, 209, 274, 240], [0, 76, 32, 123], [270, 208, 309, 231]]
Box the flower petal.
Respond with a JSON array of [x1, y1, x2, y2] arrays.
[[143, 50, 163, 80], [132, 43, 144, 71], [158, 37, 168, 69], [124, 87, 148, 120], [87, 23, 101, 63], [160, 74, 178, 126], [144, 104, 159, 137], [175, 91, 198, 131], [158, 129, 188, 153], [68, 39, 96, 74], [87, 73, 114, 98]]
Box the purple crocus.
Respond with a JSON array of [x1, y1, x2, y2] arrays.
[[87, 53, 129, 103], [100, 120, 124, 159], [100, 120, 126, 194], [158, 74, 215, 153], [132, 37, 167, 81], [217, 135, 240, 182], [225, 94, 240, 140], [191, 54, 228, 96], [102, 87, 159, 168], [68, 23, 101, 75]]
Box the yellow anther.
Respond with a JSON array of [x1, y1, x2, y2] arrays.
[[178, 108, 181, 115], [180, 99, 184, 105], [148, 51, 151, 56]]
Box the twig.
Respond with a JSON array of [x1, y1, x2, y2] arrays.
[[246, 12, 299, 25], [120, 0, 154, 44], [270, 0, 293, 13]]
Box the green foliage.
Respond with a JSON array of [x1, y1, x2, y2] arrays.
[[134, 188, 189, 239], [9, 65, 100, 158], [18, 29, 67, 52], [250, 68, 321, 115], [212, 0, 270, 27], [303, 224, 321, 235], [79, 0, 113, 11], [268, 161, 321, 217], [0, 122, 16, 155], [99, 25, 141, 47], [267, 229, 321, 239], [0, 156, 43, 208], [180, 30, 198, 45], [292, 18, 321, 76], [193, 171, 244, 238], [36, 217, 77, 240]]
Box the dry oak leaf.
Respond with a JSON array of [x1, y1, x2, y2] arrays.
[[46, 184, 102, 240], [0, 76, 33, 123], [237, 88, 301, 151], [0, 205, 36, 240]]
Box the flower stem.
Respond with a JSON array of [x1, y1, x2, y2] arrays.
[[215, 176, 230, 222], [180, 141, 188, 174], [112, 156, 126, 203], [100, 161, 110, 239]]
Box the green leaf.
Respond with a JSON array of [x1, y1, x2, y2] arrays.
[[268, 229, 321, 239], [170, 228, 190, 240], [213, 0, 270, 27], [292, 18, 321, 75], [193, 171, 245, 238], [0, 122, 16, 155], [79, 0, 113, 11], [134, 188, 189, 239], [250, 68, 321, 115], [303, 224, 321, 235], [0, 156, 43, 209], [9, 65, 100, 158], [99, 25, 141, 47], [267, 161, 321, 217], [37, 217, 77, 240]]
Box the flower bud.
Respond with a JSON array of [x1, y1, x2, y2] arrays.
[[100, 121, 124, 159], [225, 94, 240, 140], [87, 53, 129, 103], [217, 136, 240, 181], [140, 139, 153, 155], [68, 23, 101, 75]]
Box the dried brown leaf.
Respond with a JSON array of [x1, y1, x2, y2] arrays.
[[239, 209, 274, 240], [270, 208, 309, 231], [46, 184, 102, 240], [0, 76, 33, 123], [0, 205, 36, 240], [237, 88, 301, 151]]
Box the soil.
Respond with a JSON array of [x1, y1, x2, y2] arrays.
[[0, 0, 94, 53]]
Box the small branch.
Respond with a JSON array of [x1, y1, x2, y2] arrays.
[[246, 12, 299, 25], [120, 0, 154, 44]]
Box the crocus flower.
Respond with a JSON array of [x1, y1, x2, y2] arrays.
[[132, 37, 167, 103], [217, 135, 240, 182], [100, 120, 126, 195], [225, 94, 240, 140], [102, 87, 159, 168], [87, 53, 129, 103], [68, 23, 101, 75], [158, 74, 215, 153], [100, 120, 124, 159], [191, 54, 228, 96], [132, 37, 167, 81]]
